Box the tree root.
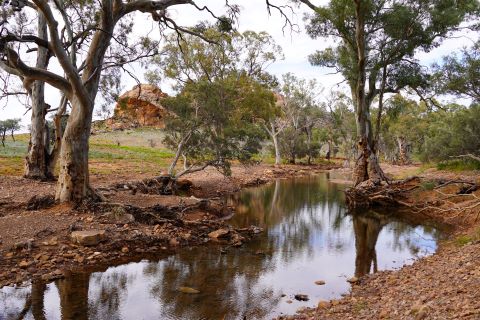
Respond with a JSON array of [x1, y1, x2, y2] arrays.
[[347, 177, 480, 224], [110, 176, 192, 196], [26, 195, 56, 210], [345, 177, 420, 209]]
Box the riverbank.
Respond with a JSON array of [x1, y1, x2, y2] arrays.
[[281, 164, 480, 320], [0, 162, 338, 288]]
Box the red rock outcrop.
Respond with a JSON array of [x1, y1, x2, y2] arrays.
[[105, 84, 169, 130]]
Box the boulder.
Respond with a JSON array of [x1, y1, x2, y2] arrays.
[[105, 84, 170, 130], [208, 228, 230, 239], [71, 230, 106, 246]]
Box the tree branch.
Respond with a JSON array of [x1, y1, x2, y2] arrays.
[[2, 47, 72, 94]]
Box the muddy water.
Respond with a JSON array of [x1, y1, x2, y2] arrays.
[[1, 173, 443, 320]]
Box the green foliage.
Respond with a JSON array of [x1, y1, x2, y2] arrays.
[[276, 73, 326, 163], [436, 159, 480, 171], [378, 95, 480, 166], [420, 181, 436, 191], [0, 118, 21, 146], [305, 0, 479, 95], [433, 41, 480, 102], [420, 104, 480, 162], [153, 28, 280, 176]]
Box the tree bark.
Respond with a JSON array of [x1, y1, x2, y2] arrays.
[[168, 132, 191, 177], [272, 132, 281, 165], [396, 136, 410, 165], [55, 96, 93, 202], [53, 0, 116, 202], [24, 12, 50, 180], [353, 214, 384, 278]]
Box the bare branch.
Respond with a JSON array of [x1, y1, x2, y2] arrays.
[[2, 46, 71, 94]]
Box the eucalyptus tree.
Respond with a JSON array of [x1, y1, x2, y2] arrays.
[[152, 29, 280, 177], [261, 94, 288, 165], [0, 118, 21, 146], [277, 73, 324, 164], [0, 0, 250, 203], [322, 91, 356, 162], [297, 0, 478, 186], [434, 41, 480, 102]]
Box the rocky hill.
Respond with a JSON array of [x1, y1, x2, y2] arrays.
[[101, 84, 169, 130]]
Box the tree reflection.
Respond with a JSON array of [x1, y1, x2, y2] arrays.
[[352, 212, 388, 277], [56, 273, 89, 320]]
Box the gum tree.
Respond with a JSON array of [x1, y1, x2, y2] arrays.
[[153, 29, 279, 177], [0, 0, 245, 202], [297, 0, 478, 186]]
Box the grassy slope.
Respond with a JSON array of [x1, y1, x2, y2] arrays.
[[0, 128, 175, 176]]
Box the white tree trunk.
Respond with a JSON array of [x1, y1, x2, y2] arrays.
[[24, 12, 50, 180]]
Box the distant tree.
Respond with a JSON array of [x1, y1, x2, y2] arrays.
[[259, 94, 288, 165], [322, 91, 356, 164], [380, 95, 427, 165], [0, 118, 21, 146], [0, 120, 6, 147], [420, 103, 480, 162], [277, 73, 325, 164], [5, 118, 21, 141]]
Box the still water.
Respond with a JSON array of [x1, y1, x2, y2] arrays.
[[1, 173, 443, 320]]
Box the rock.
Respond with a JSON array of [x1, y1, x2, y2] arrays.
[[121, 247, 129, 253], [415, 305, 429, 320], [317, 301, 330, 309], [294, 294, 309, 301], [347, 277, 359, 283], [314, 280, 326, 285], [169, 238, 179, 246], [286, 300, 293, 304], [296, 307, 308, 313], [18, 261, 30, 269], [104, 84, 169, 130], [411, 303, 429, 319], [71, 230, 106, 246], [101, 211, 135, 225], [176, 179, 193, 191], [208, 228, 230, 239], [177, 286, 200, 294]]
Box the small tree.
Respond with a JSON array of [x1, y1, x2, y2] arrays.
[[162, 75, 271, 178], [151, 28, 280, 177], [5, 118, 21, 141], [0, 118, 21, 146]]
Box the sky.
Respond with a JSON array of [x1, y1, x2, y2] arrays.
[[0, 0, 478, 129]]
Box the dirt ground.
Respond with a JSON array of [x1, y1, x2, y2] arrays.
[[282, 164, 480, 320], [2, 161, 480, 320], [0, 162, 338, 287]]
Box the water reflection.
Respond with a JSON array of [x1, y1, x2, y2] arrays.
[[0, 174, 442, 320]]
